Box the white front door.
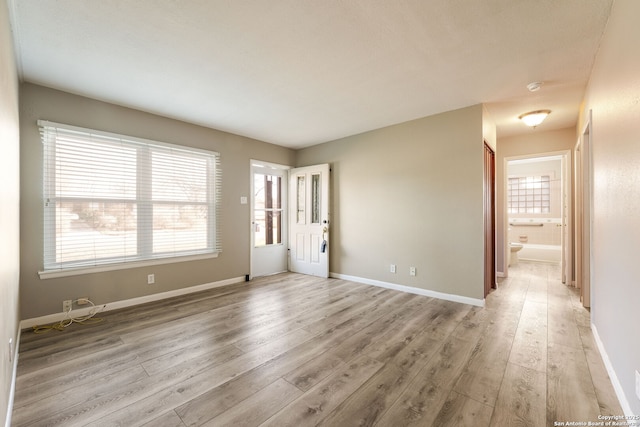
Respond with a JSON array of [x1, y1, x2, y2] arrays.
[[250, 161, 289, 278], [289, 164, 330, 278]]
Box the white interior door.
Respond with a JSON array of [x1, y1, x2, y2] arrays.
[[289, 164, 330, 277], [250, 161, 288, 278]]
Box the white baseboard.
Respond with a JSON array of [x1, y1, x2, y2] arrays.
[[20, 276, 245, 330], [497, 271, 506, 278], [5, 328, 20, 427], [330, 273, 484, 307], [591, 322, 634, 416]]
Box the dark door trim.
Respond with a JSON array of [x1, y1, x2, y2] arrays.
[[484, 142, 496, 297]]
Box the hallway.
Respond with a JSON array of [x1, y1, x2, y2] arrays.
[[490, 261, 623, 425]]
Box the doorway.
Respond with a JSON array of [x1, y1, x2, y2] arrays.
[[250, 160, 289, 278], [504, 151, 571, 283]]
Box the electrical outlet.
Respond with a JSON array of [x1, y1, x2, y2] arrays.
[[390, 264, 396, 273], [62, 299, 72, 312], [635, 370, 640, 401], [147, 274, 155, 284], [409, 267, 416, 276]]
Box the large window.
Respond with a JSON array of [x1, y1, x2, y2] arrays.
[[40, 121, 221, 274]]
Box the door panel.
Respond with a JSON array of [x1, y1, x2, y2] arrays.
[[289, 164, 329, 277]]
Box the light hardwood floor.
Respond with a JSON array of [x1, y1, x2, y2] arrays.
[[12, 262, 622, 426]]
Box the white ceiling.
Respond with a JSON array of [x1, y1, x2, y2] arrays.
[[8, 0, 613, 149]]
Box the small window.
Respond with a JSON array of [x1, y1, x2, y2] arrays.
[[507, 175, 550, 214], [296, 175, 306, 224], [311, 173, 321, 224], [40, 121, 221, 273]]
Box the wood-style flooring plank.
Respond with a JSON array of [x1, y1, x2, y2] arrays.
[[577, 325, 625, 417], [489, 362, 546, 427], [450, 305, 491, 342], [11, 364, 149, 426], [328, 294, 426, 363], [141, 410, 187, 427], [282, 352, 345, 392], [260, 355, 384, 427], [173, 287, 420, 426], [547, 341, 601, 425], [508, 300, 547, 373], [317, 312, 451, 427], [81, 329, 314, 427], [431, 390, 493, 427], [548, 298, 583, 349], [452, 315, 517, 407], [375, 336, 478, 427], [201, 379, 302, 427]]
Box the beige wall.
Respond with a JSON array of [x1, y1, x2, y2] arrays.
[[0, 0, 21, 424], [496, 128, 575, 274], [20, 83, 295, 319], [580, 0, 640, 415], [296, 104, 486, 301]]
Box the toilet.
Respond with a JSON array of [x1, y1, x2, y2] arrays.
[[509, 242, 523, 266]]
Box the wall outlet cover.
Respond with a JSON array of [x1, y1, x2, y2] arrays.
[[147, 274, 155, 284], [390, 264, 396, 273]]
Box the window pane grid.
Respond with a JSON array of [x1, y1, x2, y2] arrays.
[[254, 173, 283, 247], [507, 175, 551, 214], [40, 120, 221, 271]]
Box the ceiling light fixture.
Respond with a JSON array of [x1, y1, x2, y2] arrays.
[[519, 109, 551, 127]]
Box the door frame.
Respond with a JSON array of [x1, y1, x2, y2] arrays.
[[484, 142, 496, 297], [574, 111, 594, 308], [249, 159, 290, 280], [502, 150, 572, 282]]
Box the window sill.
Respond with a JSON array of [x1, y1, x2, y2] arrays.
[[38, 252, 220, 280]]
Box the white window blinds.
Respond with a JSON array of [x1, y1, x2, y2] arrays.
[[40, 120, 221, 272]]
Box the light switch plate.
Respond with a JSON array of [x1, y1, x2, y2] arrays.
[[240, 196, 248, 204]]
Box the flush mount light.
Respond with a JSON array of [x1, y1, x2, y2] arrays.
[[518, 110, 551, 127]]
